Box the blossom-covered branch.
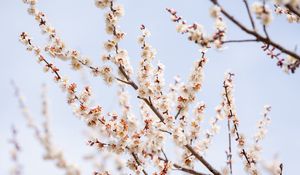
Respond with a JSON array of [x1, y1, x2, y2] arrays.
[[12, 82, 81, 175], [15, 0, 285, 175], [208, 0, 300, 73], [9, 126, 22, 175]]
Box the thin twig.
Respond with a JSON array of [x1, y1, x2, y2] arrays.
[[223, 78, 251, 166], [137, 96, 165, 124], [118, 66, 138, 90], [116, 77, 133, 86], [161, 149, 168, 162], [158, 128, 172, 135], [173, 164, 209, 175], [158, 156, 208, 175], [131, 152, 148, 175], [262, 0, 270, 40], [243, 0, 256, 30], [227, 118, 233, 175], [223, 39, 258, 44], [263, 25, 270, 40], [280, 163, 283, 175], [174, 108, 182, 120]]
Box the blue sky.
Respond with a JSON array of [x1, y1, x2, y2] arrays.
[[1, 0, 300, 174]]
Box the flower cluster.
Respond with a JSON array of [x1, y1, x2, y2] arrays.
[[189, 102, 205, 145], [254, 105, 271, 143], [137, 26, 170, 117], [9, 126, 22, 175], [167, 7, 226, 49], [166, 8, 209, 48], [220, 73, 274, 175], [19, 32, 61, 81], [221, 72, 256, 174], [263, 157, 283, 175], [21, 0, 114, 84], [153, 62, 170, 114], [95, 0, 112, 9], [274, 0, 300, 8], [247, 105, 272, 170], [17, 0, 285, 174], [274, 4, 300, 23], [137, 25, 156, 98], [69, 85, 104, 127], [97, 0, 133, 79], [19, 33, 105, 128], [210, 5, 227, 49], [117, 86, 138, 133], [195, 102, 224, 154], [176, 51, 207, 118], [12, 83, 81, 175], [252, 2, 273, 25]]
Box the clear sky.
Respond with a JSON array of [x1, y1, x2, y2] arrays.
[[1, 0, 300, 174]]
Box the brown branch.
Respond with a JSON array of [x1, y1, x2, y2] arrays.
[[263, 25, 270, 40], [285, 4, 300, 18], [158, 128, 172, 135], [21, 2, 220, 174], [280, 163, 283, 175], [223, 78, 251, 166], [174, 108, 182, 120], [243, 0, 256, 30], [118, 61, 220, 175], [185, 145, 221, 175], [161, 149, 168, 162], [137, 96, 165, 124], [158, 155, 208, 175], [131, 152, 148, 175], [118, 66, 138, 90], [116, 77, 134, 86], [262, 0, 270, 40], [173, 163, 209, 175], [39, 55, 61, 80], [210, 0, 300, 61], [111, 15, 220, 174]]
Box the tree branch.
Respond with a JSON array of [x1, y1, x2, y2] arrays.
[[243, 0, 256, 30], [280, 163, 283, 175], [185, 145, 221, 175], [174, 108, 182, 120], [131, 152, 148, 175], [158, 155, 208, 175], [118, 60, 221, 175], [118, 66, 138, 90], [137, 96, 165, 124], [173, 163, 209, 175], [210, 0, 300, 61], [223, 78, 251, 166], [223, 39, 258, 44], [285, 4, 300, 18]]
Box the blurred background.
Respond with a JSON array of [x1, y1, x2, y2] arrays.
[[0, 0, 300, 174]]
